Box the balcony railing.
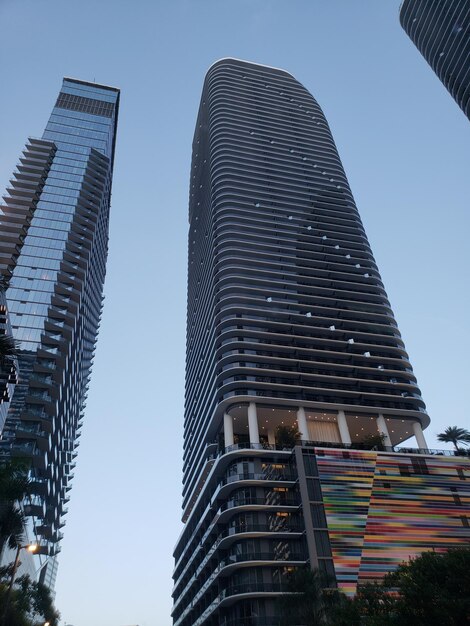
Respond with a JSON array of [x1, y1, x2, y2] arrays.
[[174, 525, 303, 612], [220, 472, 297, 488], [219, 440, 467, 458], [220, 618, 280, 626], [221, 496, 300, 511], [191, 582, 291, 626], [301, 440, 468, 457]]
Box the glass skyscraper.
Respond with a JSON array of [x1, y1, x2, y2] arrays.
[[171, 59, 470, 626], [0, 78, 119, 587], [400, 0, 470, 120]]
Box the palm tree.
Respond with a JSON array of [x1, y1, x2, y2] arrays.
[[437, 426, 470, 451], [0, 572, 60, 626], [0, 333, 18, 367], [0, 462, 30, 561]]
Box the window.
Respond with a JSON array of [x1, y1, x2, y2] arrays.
[[303, 453, 318, 477], [314, 531, 332, 557], [311, 504, 327, 528], [318, 559, 336, 582]]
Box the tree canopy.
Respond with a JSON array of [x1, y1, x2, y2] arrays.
[[279, 548, 470, 625], [437, 426, 470, 451], [0, 567, 60, 626]]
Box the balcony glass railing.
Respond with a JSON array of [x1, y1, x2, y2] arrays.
[[190, 582, 291, 626], [219, 440, 466, 457], [225, 522, 303, 536], [220, 472, 297, 488], [175, 521, 303, 607], [220, 618, 280, 626], [221, 496, 300, 511]]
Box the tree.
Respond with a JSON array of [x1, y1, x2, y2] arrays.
[[0, 570, 60, 626], [276, 424, 301, 449], [0, 462, 30, 560], [331, 582, 397, 626], [384, 548, 470, 625], [359, 432, 387, 451], [437, 426, 470, 451], [333, 548, 470, 626], [278, 567, 340, 625], [0, 333, 18, 368]]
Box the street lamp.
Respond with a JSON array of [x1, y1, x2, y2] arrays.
[[1, 543, 38, 626]]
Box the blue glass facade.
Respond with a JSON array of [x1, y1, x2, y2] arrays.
[[0, 79, 119, 587]]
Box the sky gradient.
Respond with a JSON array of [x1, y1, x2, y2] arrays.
[[0, 1, 469, 625]]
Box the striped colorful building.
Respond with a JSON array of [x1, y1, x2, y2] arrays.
[[298, 446, 470, 594]]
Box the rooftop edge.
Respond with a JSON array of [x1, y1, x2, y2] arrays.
[[63, 77, 120, 93]]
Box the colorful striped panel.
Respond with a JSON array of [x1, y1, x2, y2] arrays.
[[315, 449, 470, 594]]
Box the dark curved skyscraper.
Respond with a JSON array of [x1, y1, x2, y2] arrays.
[[172, 59, 433, 625], [400, 0, 470, 120]]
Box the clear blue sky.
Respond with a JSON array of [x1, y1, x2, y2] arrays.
[[0, 1, 468, 625]]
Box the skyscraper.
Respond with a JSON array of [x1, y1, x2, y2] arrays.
[[0, 78, 119, 587], [172, 59, 470, 626], [400, 0, 470, 120]]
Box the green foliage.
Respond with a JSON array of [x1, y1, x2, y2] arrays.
[[383, 548, 470, 625], [0, 463, 59, 625], [0, 463, 30, 502], [0, 462, 30, 557], [0, 333, 18, 367], [333, 548, 470, 626], [276, 424, 301, 448], [359, 432, 387, 450], [332, 582, 397, 625], [437, 426, 470, 451], [279, 549, 470, 626], [278, 567, 341, 625], [0, 573, 60, 626]]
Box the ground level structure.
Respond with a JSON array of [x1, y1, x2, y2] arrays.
[[172, 437, 470, 626]]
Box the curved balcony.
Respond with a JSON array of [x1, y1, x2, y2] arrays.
[[192, 582, 292, 626], [173, 524, 303, 613], [218, 496, 300, 522], [220, 618, 280, 626], [217, 471, 297, 499], [187, 552, 305, 619]]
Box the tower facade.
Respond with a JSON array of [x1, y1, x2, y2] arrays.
[[0, 78, 119, 587], [0, 289, 18, 432], [400, 0, 470, 120], [171, 59, 450, 626]]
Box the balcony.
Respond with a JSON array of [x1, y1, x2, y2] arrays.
[[301, 439, 467, 457], [217, 471, 297, 500], [218, 439, 465, 458], [173, 525, 303, 612], [9, 442, 47, 470], [191, 582, 291, 626], [220, 495, 300, 514]]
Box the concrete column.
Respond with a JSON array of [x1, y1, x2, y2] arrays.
[[267, 429, 276, 446], [297, 407, 309, 441], [248, 402, 260, 444], [413, 421, 429, 451], [224, 412, 234, 448], [376, 413, 392, 448], [337, 410, 351, 444]]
